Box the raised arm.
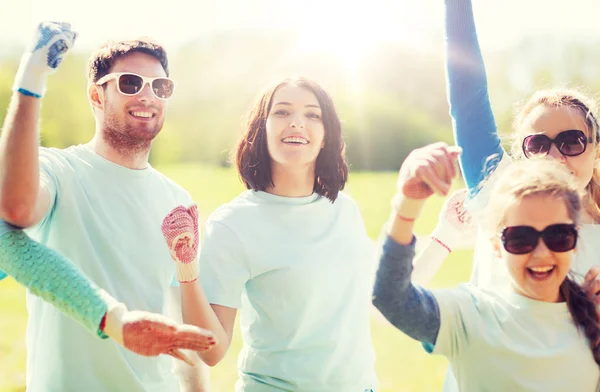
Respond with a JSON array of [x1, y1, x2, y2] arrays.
[[445, 0, 503, 192], [373, 143, 461, 344], [0, 22, 75, 227]]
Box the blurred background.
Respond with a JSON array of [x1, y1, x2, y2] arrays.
[[2, 0, 600, 390]]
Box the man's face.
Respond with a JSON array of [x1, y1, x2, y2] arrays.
[[97, 52, 169, 148]]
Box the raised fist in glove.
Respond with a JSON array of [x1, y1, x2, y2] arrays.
[[162, 205, 200, 283], [13, 21, 77, 98]]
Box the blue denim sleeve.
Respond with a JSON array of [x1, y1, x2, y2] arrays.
[[372, 236, 441, 346], [445, 0, 504, 194]]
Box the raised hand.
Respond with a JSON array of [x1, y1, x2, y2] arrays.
[[582, 266, 600, 306], [103, 303, 216, 365], [13, 21, 77, 97], [162, 205, 200, 283], [397, 142, 462, 200]]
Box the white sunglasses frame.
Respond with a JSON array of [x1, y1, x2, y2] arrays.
[[95, 72, 175, 100]]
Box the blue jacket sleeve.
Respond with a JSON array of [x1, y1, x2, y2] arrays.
[[372, 236, 441, 346], [445, 0, 504, 193]]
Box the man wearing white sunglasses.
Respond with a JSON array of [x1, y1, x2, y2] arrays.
[[0, 22, 210, 391]]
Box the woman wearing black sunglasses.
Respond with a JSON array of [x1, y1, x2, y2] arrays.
[[419, 0, 600, 308], [373, 142, 600, 391]]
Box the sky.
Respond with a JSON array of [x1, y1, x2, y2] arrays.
[[1, 0, 600, 55]]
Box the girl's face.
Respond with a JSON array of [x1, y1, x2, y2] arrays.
[[265, 85, 325, 173], [494, 194, 575, 303], [519, 105, 596, 191]]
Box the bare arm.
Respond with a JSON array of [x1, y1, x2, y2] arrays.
[[0, 22, 76, 227], [169, 286, 211, 392], [180, 281, 236, 367], [0, 93, 50, 227]]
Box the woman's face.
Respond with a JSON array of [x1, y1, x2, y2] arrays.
[[265, 85, 325, 173], [519, 105, 596, 191], [495, 194, 575, 303]]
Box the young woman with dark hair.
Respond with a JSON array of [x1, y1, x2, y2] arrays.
[[177, 77, 378, 391]]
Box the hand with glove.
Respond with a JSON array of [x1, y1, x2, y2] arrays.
[[392, 142, 462, 220], [388, 142, 462, 246], [430, 188, 477, 252], [412, 188, 477, 286], [101, 300, 216, 366], [162, 205, 200, 283], [13, 21, 77, 98]]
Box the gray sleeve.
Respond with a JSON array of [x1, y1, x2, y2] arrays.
[[372, 236, 441, 346]]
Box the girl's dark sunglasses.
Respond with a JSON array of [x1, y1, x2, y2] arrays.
[[522, 130, 593, 158], [500, 223, 578, 255]]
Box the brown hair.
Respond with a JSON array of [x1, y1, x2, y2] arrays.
[[87, 38, 169, 83], [487, 158, 600, 365], [510, 89, 600, 222], [233, 77, 348, 202]]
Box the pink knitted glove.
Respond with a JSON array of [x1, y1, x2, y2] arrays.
[[161, 205, 200, 283]]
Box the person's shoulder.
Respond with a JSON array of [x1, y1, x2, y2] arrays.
[[37, 145, 90, 174], [207, 191, 256, 223], [329, 191, 362, 215], [330, 191, 357, 206], [148, 168, 193, 202]]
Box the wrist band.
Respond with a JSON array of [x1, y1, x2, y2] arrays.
[[397, 215, 416, 222], [431, 236, 452, 253], [16, 88, 42, 98]]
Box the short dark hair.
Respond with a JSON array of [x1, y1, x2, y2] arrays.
[[233, 77, 349, 202], [87, 38, 169, 83]]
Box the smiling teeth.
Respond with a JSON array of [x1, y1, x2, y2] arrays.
[[529, 266, 554, 273], [282, 137, 308, 144], [131, 111, 153, 118]]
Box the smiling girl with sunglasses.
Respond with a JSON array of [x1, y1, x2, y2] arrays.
[[373, 143, 600, 391], [422, 0, 600, 303]]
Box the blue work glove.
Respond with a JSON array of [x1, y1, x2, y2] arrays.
[[13, 21, 77, 98]]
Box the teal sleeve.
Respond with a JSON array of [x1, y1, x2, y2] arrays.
[[0, 230, 110, 339]]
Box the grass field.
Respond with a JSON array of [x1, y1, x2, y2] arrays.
[[0, 163, 472, 392]]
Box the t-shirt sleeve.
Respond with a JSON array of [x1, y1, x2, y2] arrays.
[[199, 219, 250, 309], [430, 285, 483, 358], [36, 148, 62, 227]]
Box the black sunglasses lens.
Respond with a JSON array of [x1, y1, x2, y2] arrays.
[[556, 130, 587, 156], [152, 78, 174, 99], [523, 135, 550, 157], [118, 74, 144, 95], [502, 226, 538, 254], [543, 224, 577, 252]]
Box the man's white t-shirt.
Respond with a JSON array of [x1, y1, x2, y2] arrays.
[[25, 145, 192, 392]]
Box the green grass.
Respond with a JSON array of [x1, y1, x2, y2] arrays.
[[0, 164, 472, 392]]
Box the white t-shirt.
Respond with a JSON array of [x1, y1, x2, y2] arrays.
[[433, 285, 600, 392], [200, 190, 378, 392], [24, 145, 192, 392], [441, 154, 600, 392]]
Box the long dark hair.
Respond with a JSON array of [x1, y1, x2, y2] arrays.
[[233, 77, 348, 202]]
